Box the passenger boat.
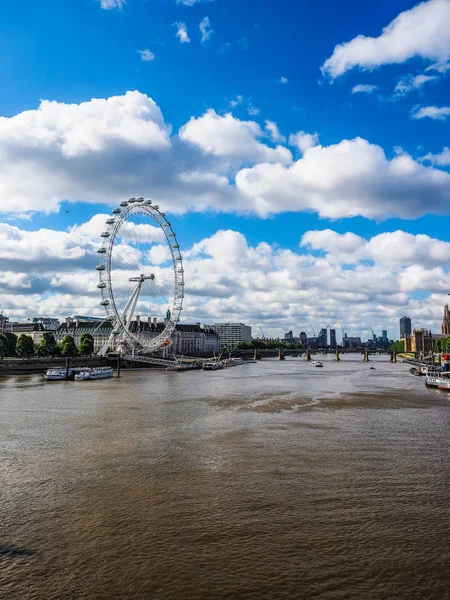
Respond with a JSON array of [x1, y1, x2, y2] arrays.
[[310, 361, 323, 368], [425, 369, 450, 390], [74, 367, 114, 380], [203, 361, 224, 370], [44, 367, 89, 381]]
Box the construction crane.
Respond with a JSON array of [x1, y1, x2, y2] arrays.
[[308, 321, 316, 337], [259, 326, 265, 339]]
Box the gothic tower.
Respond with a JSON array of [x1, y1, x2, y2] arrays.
[[442, 304, 450, 335]]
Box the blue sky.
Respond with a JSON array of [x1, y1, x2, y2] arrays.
[[1, 0, 450, 338]]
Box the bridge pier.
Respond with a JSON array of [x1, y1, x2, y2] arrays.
[[390, 352, 397, 363], [278, 348, 285, 361], [363, 348, 369, 362], [253, 349, 261, 360], [305, 349, 311, 362], [335, 349, 340, 361]]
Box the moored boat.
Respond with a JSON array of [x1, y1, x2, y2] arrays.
[[44, 367, 90, 381], [74, 367, 114, 380], [203, 361, 224, 370], [424, 368, 450, 389]]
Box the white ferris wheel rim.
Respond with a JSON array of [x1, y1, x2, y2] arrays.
[[96, 198, 184, 353]]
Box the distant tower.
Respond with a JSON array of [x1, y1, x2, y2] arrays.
[[400, 316, 411, 338], [442, 305, 450, 335]]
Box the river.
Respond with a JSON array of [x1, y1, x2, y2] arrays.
[[1, 356, 450, 599]]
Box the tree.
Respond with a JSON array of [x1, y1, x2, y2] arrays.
[[60, 335, 77, 357], [36, 332, 57, 357], [0, 333, 9, 359], [388, 340, 404, 354], [4, 332, 17, 356], [435, 338, 443, 353], [16, 334, 35, 359], [78, 333, 94, 356]]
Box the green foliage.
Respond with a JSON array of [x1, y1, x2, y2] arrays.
[[36, 332, 57, 357], [0, 333, 9, 359], [388, 340, 404, 353], [435, 337, 450, 353], [3, 332, 17, 356], [16, 334, 35, 358], [78, 333, 94, 356], [59, 335, 77, 357]]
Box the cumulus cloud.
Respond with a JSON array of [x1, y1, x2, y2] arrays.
[[174, 22, 190, 43], [288, 131, 319, 154], [322, 0, 450, 79], [351, 84, 378, 94], [235, 137, 450, 219], [179, 109, 292, 164], [2, 221, 449, 338], [137, 49, 155, 62], [265, 120, 286, 143], [411, 105, 450, 119], [199, 17, 213, 43], [2, 91, 450, 221], [280, 76, 289, 84], [420, 147, 450, 165]]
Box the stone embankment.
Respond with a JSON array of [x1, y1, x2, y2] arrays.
[[0, 356, 109, 376]]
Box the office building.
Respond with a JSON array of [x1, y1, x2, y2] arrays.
[[299, 332, 307, 347], [382, 330, 388, 344], [212, 323, 252, 349], [318, 328, 327, 348], [400, 316, 412, 339], [285, 331, 294, 341], [329, 329, 336, 348], [32, 317, 61, 330]]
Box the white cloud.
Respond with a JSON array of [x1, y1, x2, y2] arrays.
[[288, 131, 319, 154], [235, 137, 450, 219], [174, 22, 190, 44], [280, 76, 289, 84], [98, 0, 126, 9], [322, 0, 450, 79], [137, 49, 155, 62], [2, 92, 450, 222], [351, 84, 378, 94], [177, 0, 212, 5], [248, 105, 260, 116], [2, 221, 450, 338], [200, 17, 214, 43], [395, 73, 437, 95], [411, 105, 450, 119], [229, 95, 243, 108], [420, 147, 450, 165], [265, 120, 286, 143], [426, 59, 450, 73], [179, 109, 292, 164]]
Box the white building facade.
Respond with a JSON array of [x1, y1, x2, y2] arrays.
[[212, 323, 252, 349]]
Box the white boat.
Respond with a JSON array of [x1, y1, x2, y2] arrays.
[[310, 361, 323, 368], [74, 367, 114, 380], [425, 369, 450, 390], [44, 367, 90, 381], [230, 357, 244, 365], [45, 368, 70, 381], [203, 361, 224, 371]]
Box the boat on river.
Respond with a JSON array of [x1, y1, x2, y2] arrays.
[[166, 362, 203, 372], [44, 367, 89, 381], [74, 367, 114, 380], [425, 369, 450, 391], [203, 361, 224, 371], [310, 361, 323, 368]]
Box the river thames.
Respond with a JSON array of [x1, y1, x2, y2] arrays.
[[1, 356, 450, 599]]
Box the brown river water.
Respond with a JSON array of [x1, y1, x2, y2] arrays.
[[1, 356, 450, 600]]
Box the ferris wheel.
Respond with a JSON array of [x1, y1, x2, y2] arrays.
[[96, 198, 184, 355]]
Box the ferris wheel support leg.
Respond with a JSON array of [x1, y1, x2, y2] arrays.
[[127, 280, 144, 333]]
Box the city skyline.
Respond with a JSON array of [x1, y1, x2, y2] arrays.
[[1, 1, 450, 338]]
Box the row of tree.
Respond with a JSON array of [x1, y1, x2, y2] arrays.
[[0, 332, 95, 359], [433, 337, 450, 353]]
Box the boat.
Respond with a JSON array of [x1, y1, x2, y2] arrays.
[[425, 369, 450, 390], [44, 367, 90, 381], [310, 361, 323, 368], [74, 367, 114, 380], [203, 361, 224, 371]]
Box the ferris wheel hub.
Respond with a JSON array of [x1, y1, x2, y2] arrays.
[[128, 273, 155, 282]]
